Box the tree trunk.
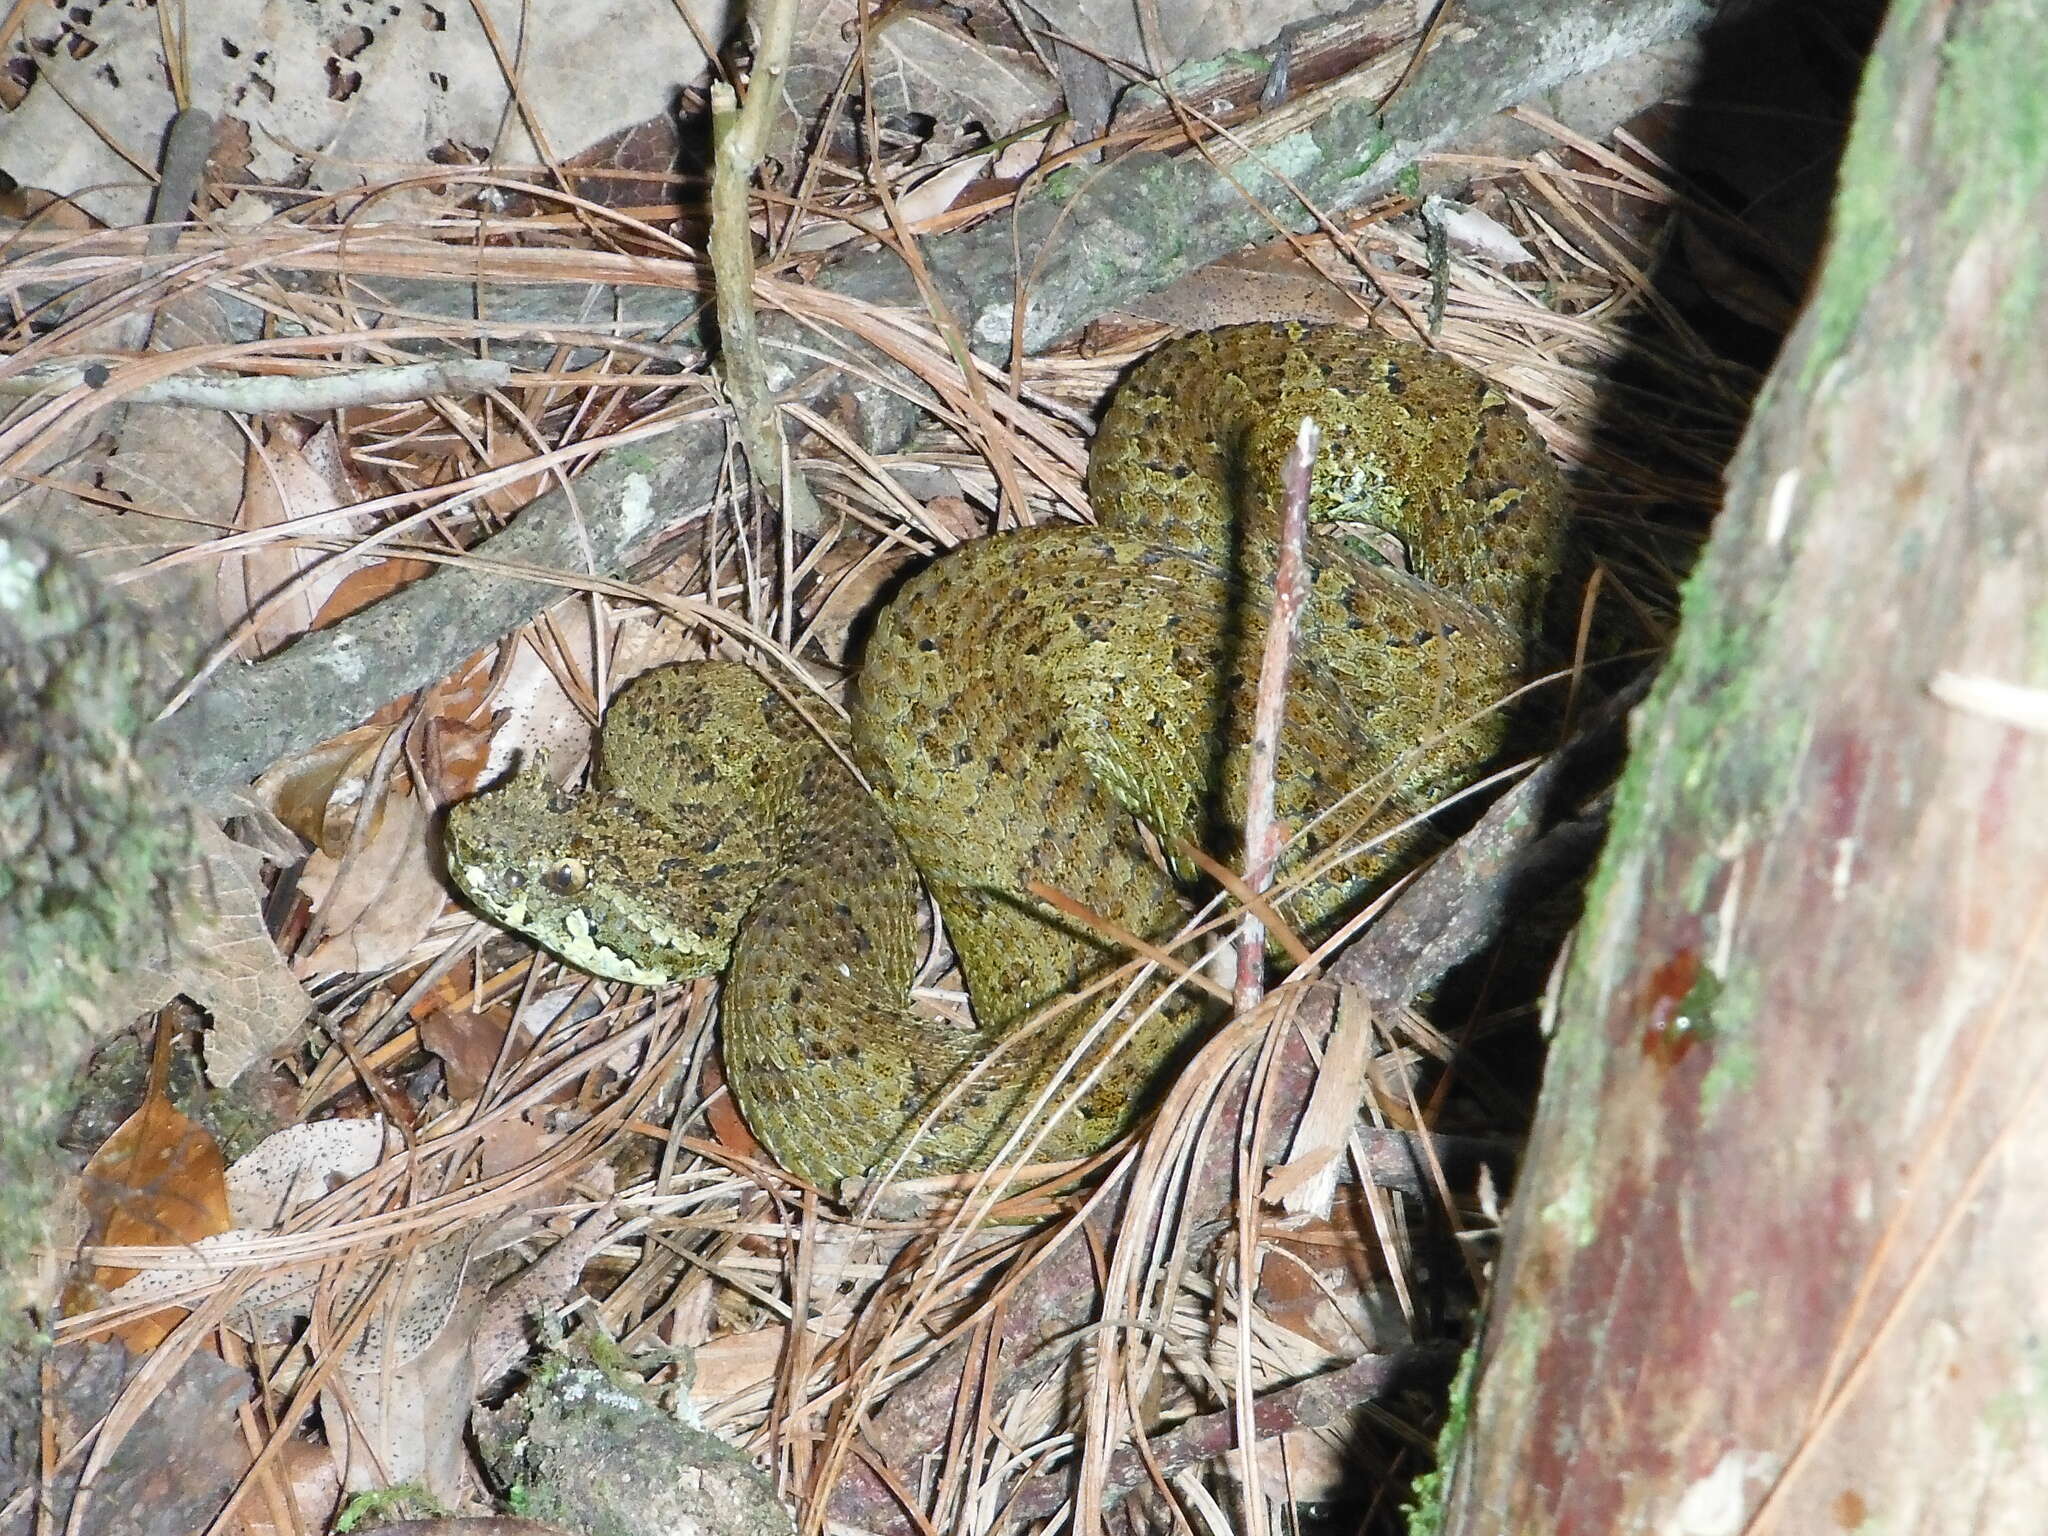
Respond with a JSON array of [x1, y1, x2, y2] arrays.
[[0, 534, 181, 1329], [1437, 2, 2048, 1532]]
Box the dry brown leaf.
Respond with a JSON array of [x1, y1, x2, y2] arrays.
[[1260, 1189, 1397, 1356], [81, 402, 250, 665], [803, 539, 920, 667], [469, 634, 603, 786], [417, 985, 615, 1108], [1424, 194, 1537, 264], [309, 555, 438, 629], [417, 1003, 517, 1103], [230, 1436, 341, 1536], [698, 1047, 763, 1168], [325, 1207, 620, 1498], [65, 1017, 231, 1350], [257, 649, 496, 855], [920, 493, 986, 545], [411, 649, 504, 807], [1125, 246, 1366, 331], [97, 1119, 607, 1506], [692, 1325, 787, 1407], [1270, 983, 1375, 1215], [417, 712, 498, 808], [0, 184, 98, 226], [296, 782, 450, 976], [252, 663, 491, 978], [100, 1119, 402, 1339], [255, 724, 393, 855], [41, 1343, 253, 1535], [419, 648, 500, 724], [213, 421, 367, 659], [786, 149, 1008, 253], [321, 1238, 486, 1497], [467, 433, 563, 523], [605, 613, 704, 682], [786, 0, 1057, 176], [408, 963, 493, 1023], [1261, 1425, 1357, 1507]]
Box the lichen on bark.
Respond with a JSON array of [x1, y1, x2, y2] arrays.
[[0, 531, 185, 1327]]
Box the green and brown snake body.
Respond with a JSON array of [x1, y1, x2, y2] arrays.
[[445, 322, 1565, 1185]]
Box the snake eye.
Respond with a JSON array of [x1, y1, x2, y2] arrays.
[[543, 859, 588, 896]]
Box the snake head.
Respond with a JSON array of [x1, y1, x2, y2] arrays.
[[444, 756, 754, 987]]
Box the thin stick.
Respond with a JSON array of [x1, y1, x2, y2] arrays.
[[1233, 416, 1321, 1016], [95, 108, 215, 442], [708, 0, 825, 536], [145, 110, 214, 256], [0, 357, 514, 410]]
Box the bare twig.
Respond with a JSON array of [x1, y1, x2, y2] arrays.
[[1234, 416, 1321, 1015], [0, 358, 514, 411], [1216, 414, 1320, 1536], [95, 108, 216, 442], [709, 0, 825, 536], [144, 110, 214, 259]]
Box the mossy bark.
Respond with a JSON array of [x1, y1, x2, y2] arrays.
[[1436, 3, 2048, 1531], [0, 534, 184, 1330]]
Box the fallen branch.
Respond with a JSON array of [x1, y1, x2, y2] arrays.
[[0, 358, 515, 411], [709, 0, 826, 536]]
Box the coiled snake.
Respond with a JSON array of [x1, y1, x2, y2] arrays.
[[446, 322, 1565, 1185]]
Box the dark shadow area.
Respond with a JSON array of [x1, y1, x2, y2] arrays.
[[1359, 3, 1888, 1527]]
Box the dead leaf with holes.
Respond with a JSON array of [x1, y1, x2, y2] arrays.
[[0, 0, 730, 224], [785, 0, 1058, 170], [72, 813, 316, 1090]]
